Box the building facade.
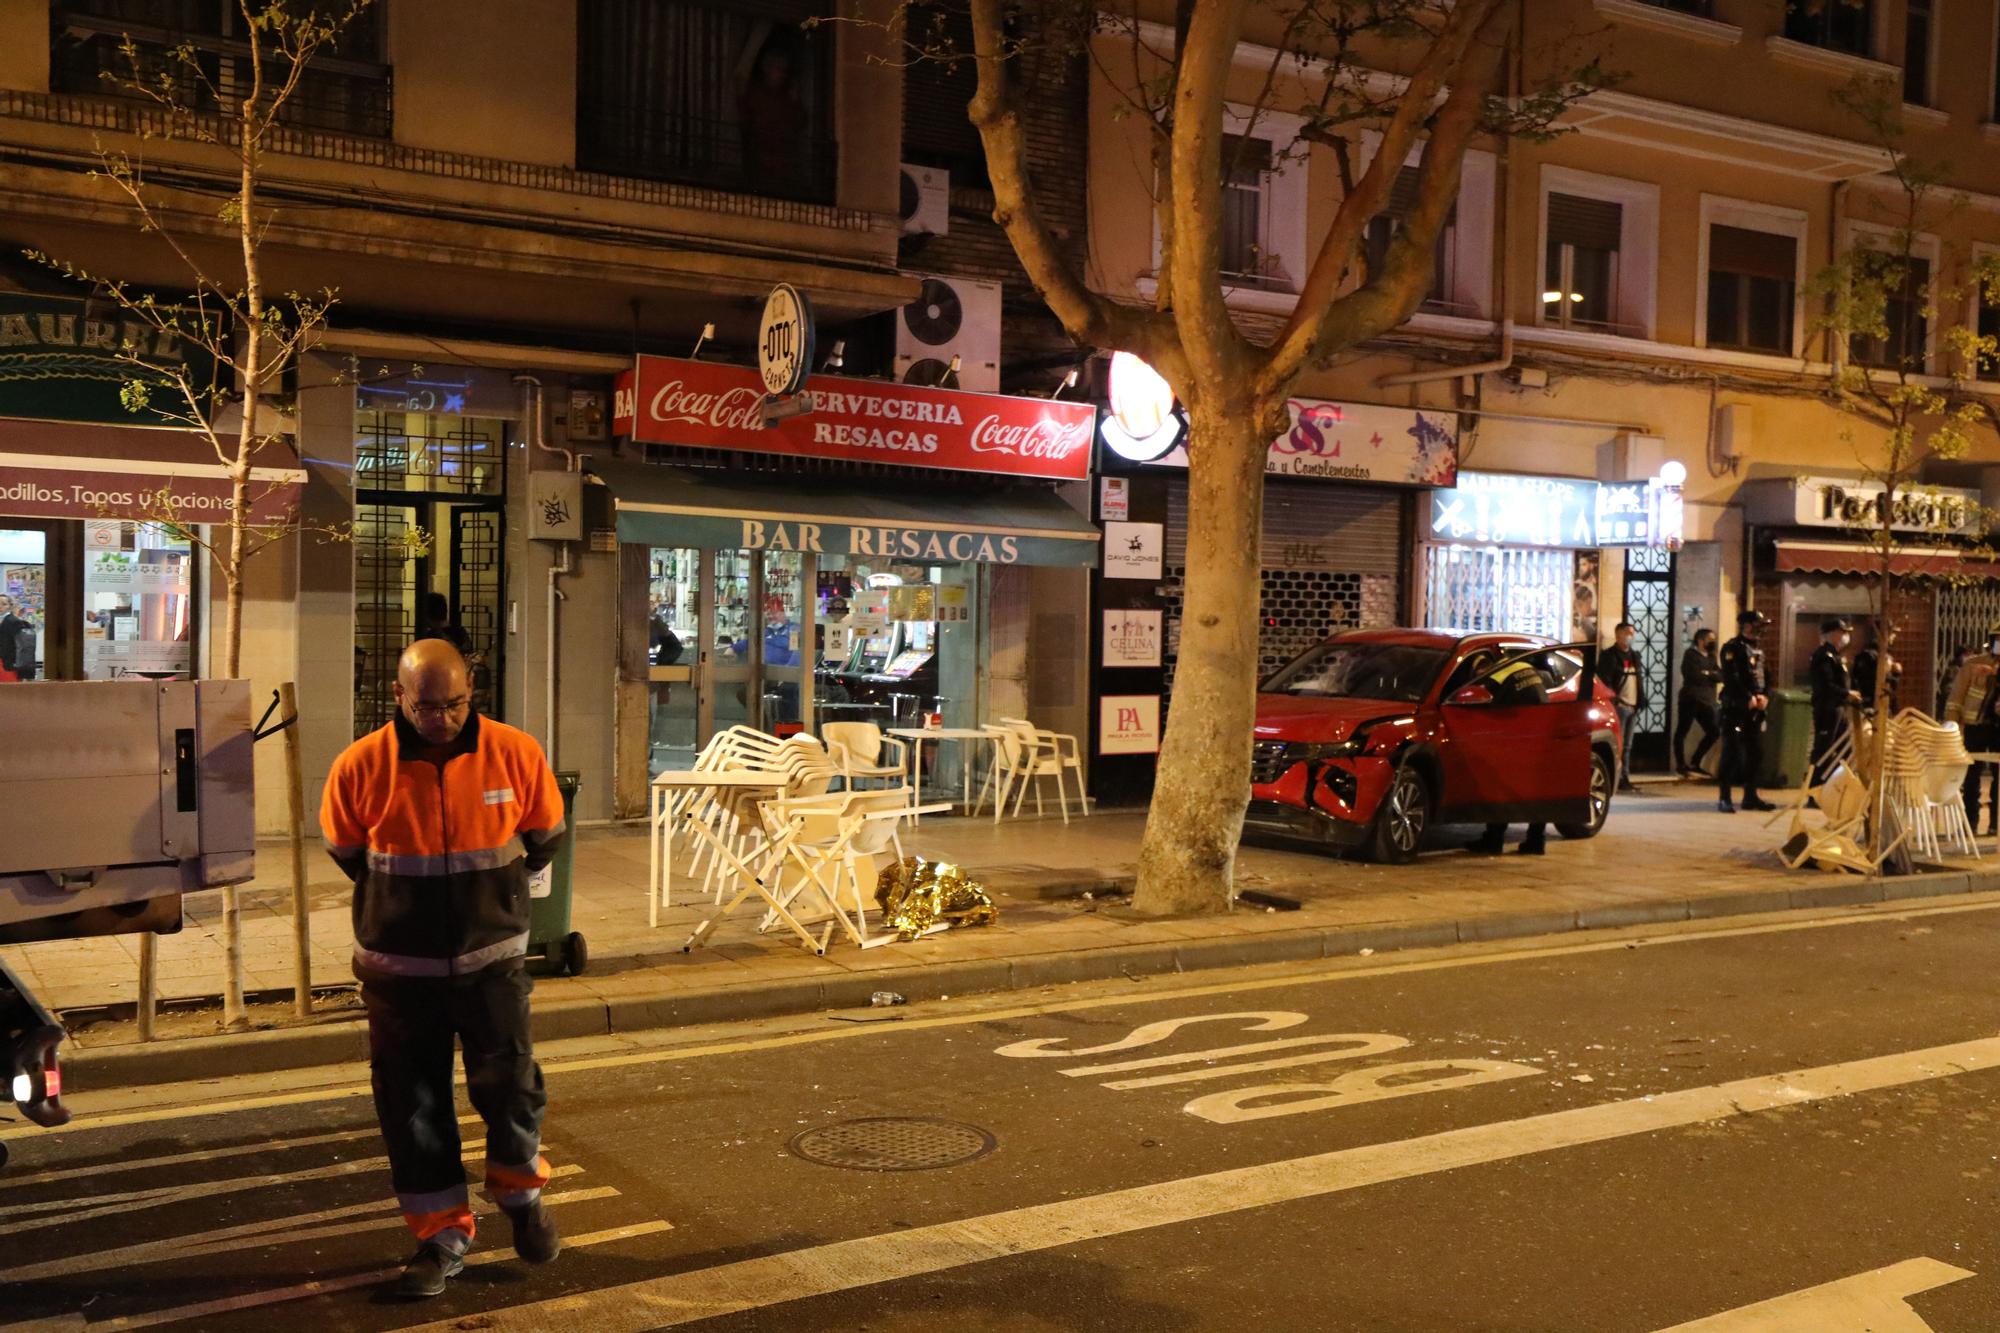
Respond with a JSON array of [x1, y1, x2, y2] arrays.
[[1086, 0, 2000, 777]]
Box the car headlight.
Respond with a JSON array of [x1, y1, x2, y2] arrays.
[[1294, 740, 1363, 762]]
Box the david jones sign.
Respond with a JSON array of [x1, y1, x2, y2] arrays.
[[613, 355, 1095, 482]]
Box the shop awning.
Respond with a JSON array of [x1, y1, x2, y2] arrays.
[[0, 419, 304, 525], [601, 457, 1100, 567], [1773, 539, 2000, 580]]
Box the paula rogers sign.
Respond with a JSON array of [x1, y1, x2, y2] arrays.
[[613, 354, 1094, 482]]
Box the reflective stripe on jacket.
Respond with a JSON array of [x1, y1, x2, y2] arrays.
[[321, 710, 565, 979]]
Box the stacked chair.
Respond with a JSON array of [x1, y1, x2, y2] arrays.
[[668, 728, 837, 907], [1883, 709, 1977, 861], [822, 721, 910, 791]]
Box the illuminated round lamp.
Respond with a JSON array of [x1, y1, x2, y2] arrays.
[[1657, 460, 1688, 486], [1100, 351, 1185, 463]]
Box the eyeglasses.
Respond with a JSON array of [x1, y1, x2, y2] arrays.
[[408, 696, 470, 719]]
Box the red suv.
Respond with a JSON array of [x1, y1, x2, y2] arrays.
[[1245, 629, 1622, 863]]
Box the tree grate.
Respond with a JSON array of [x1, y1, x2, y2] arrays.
[[788, 1117, 996, 1172]]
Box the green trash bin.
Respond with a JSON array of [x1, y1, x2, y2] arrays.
[[1757, 688, 1814, 791], [528, 770, 586, 976]]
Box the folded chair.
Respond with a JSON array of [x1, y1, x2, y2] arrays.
[[822, 722, 910, 792]]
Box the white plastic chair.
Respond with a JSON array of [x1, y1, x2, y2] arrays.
[[976, 721, 1071, 823], [1000, 717, 1089, 817], [822, 722, 909, 791]]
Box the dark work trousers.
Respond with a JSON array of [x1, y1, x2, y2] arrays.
[[362, 963, 549, 1250], [1808, 708, 1846, 787], [1717, 711, 1764, 805], [1675, 696, 1718, 772], [1964, 723, 2000, 832]]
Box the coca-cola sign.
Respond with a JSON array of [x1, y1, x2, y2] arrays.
[[613, 354, 1093, 481]]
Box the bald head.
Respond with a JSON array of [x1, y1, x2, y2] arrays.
[[395, 638, 472, 744]]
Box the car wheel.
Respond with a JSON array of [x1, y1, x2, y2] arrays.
[[1558, 751, 1614, 840], [1369, 764, 1430, 864]]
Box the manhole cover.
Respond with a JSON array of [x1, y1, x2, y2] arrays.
[[788, 1117, 996, 1172]]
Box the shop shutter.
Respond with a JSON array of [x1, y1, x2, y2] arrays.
[[1163, 478, 1406, 685], [1547, 193, 1622, 252]]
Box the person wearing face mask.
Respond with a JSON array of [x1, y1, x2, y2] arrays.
[[1596, 621, 1646, 793], [1946, 626, 2000, 834], [1717, 609, 1774, 814], [1808, 617, 1861, 788]]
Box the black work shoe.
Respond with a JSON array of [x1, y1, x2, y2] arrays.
[[1513, 841, 1547, 856], [1743, 797, 1778, 812], [1717, 799, 1736, 814], [395, 1242, 465, 1299], [504, 1200, 562, 1264]]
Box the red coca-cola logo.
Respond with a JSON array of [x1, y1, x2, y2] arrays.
[[969, 413, 1090, 460], [647, 380, 765, 431]]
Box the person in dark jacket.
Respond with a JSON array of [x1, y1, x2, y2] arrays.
[[1597, 622, 1646, 792], [1852, 622, 1898, 715], [1675, 628, 1721, 776], [0, 596, 28, 682], [414, 591, 473, 656], [1717, 609, 1775, 814], [321, 639, 567, 1298], [1808, 616, 1861, 787]]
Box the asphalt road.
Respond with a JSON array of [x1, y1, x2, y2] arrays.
[[9, 895, 2000, 1331]]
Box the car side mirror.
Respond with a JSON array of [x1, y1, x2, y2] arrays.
[[1449, 683, 1494, 706]]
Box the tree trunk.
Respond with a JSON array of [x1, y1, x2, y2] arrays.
[[1132, 397, 1269, 915]]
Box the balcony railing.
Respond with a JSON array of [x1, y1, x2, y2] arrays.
[[52, 12, 392, 139], [578, 111, 837, 207]]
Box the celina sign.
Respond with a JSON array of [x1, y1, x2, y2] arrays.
[[613, 354, 1094, 482]]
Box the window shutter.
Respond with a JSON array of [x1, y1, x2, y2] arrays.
[[1709, 225, 1795, 281], [1382, 164, 1458, 226], [1547, 193, 1622, 251]]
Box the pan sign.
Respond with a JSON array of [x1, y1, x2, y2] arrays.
[[757, 284, 814, 398]]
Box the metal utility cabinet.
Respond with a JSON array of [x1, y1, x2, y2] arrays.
[[0, 679, 255, 945]]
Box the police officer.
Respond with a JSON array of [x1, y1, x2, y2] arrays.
[[1717, 609, 1776, 814], [321, 639, 568, 1298], [1466, 654, 1551, 855], [1808, 616, 1860, 787], [1946, 626, 2000, 832]]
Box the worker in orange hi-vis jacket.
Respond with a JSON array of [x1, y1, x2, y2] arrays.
[[321, 637, 567, 1300]]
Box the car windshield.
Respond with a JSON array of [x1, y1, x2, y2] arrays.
[[1263, 642, 1450, 703]]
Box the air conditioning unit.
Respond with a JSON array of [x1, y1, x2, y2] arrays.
[[895, 274, 1001, 393], [899, 163, 950, 237]]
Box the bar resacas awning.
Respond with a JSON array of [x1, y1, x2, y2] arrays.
[[0, 420, 304, 525], [1774, 539, 2000, 580], [603, 458, 1101, 568]]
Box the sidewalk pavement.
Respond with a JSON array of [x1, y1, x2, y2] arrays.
[[8, 781, 1994, 1087]]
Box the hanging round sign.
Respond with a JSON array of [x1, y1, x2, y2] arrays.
[[757, 283, 815, 398]]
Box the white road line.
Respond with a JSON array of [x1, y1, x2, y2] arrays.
[[398, 1033, 2000, 1332], [0, 1155, 392, 1240], [0, 1167, 590, 1283], [0, 1222, 676, 1333], [0, 1126, 381, 1190], [15, 892, 2000, 1143], [1655, 1257, 1975, 1330]]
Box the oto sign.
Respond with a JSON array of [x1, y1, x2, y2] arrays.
[[614, 354, 1095, 481], [757, 284, 814, 398]]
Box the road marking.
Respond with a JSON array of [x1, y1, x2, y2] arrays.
[[17, 893, 2000, 1142], [0, 1125, 381, 1190], [0, 1168, 591, 1283], [0, 1221, 676, 1333], [1063, 1033, 1406, 1078], [0, 1154, 394, 1239], [397, 1034, 2000, 1331], [1184, 1058, 1545, 1123], [995, 1011, 1308, 1058], [1103, 1036, 1414, 1091], [1655, 1257, 1974, 1331]]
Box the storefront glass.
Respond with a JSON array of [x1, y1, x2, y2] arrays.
[[81, 520, 193, 679], [0, 527, 46, 681], [1421, 544, 1578, 639]]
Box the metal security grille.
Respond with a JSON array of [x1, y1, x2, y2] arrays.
[[1937, 584, 2000, 704], [353, 502, 418, 737], [356, 413, 505, 495], [1422, 544, 1574, 638], [453, 509, 504, 719], [1623, 546, 1676, 768], [1162, 480, 1404, 691]]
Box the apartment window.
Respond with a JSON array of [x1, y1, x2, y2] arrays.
[[1992, 13, 2000, 121], [577, 0, 836, 205], [1364, 165, 1460, 313], [1544, 193, 1622, 330], [1905, 0, 1934, 105], [48, 0, 391, 138], [1706, 225, 1797, 354], [1784, 0, 1873, 57], [1851, 250, 1931, 371], [1977, 279, 2000, 381], [1219, 134, 1277, 283]]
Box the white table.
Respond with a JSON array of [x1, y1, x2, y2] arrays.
[[648, 768, 789, 926], [889, 727, 999, 822]]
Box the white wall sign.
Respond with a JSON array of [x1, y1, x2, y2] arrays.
[[1116, 397, 1459, 488], [1103, 609, 1163, 667], [1099, 476, 1129, 522], [1099, 694, 1161, 754], [1102, 521, 1163, 580]]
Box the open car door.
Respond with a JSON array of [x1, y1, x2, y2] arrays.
[[1438, 642, 1599, 826]]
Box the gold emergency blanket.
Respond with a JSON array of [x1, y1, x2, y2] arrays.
[[874, 857, 998, 940]]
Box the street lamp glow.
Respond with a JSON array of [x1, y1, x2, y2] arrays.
[[1658, 460, 1687, 485]]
